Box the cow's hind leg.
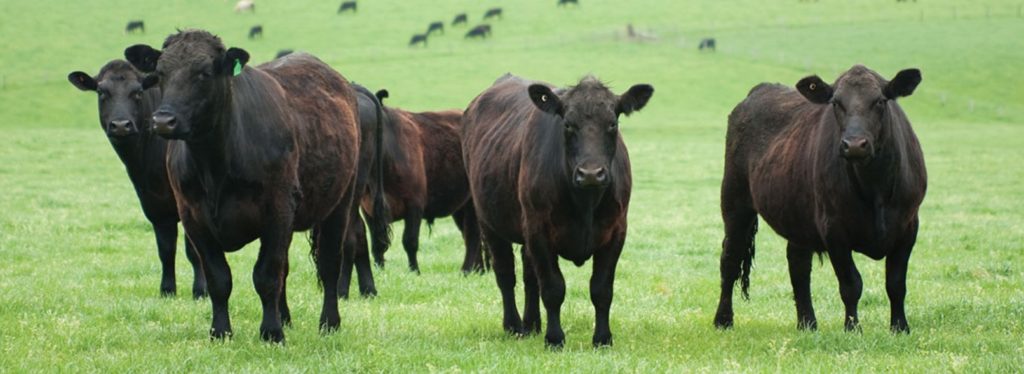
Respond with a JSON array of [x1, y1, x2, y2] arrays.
[[590, 230, 625, 347], [828, 248, 863, 332], [887, 218, 918, 334], [526, 232, 566, 349], [484, 227, 522, 335], [402, 207, 424, 274], [521, 249, 541, 335], [254, 216, 293, 343], [315, 206, 348, 333], [183, 235, 208, 299], [153, 222, 179, 297], [351, 210, 377, 297], [787, 243, 817, 330], [713, 180, 757, 329], [454, 205, 485, 274]]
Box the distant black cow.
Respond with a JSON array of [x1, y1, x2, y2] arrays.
[[67, 61, 206, 299], [275, 49, 293, 59], [248, 25, 263, 39], [125, 20, 145, 34], [483, 7, 503, 20], [558, 0, 579, 6], [126, 29, 366, 343], [713, 65, 927, 334], [427, 21, 444, 35], [699, 38, 716, 51], [462, 74, 653, 348], [465, 24, 491, 39], [452, 13, 468, 26], [409, 33, 428, 47], [338, 1, 357, 13]]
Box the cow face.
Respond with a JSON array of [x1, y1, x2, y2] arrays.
[[68, 61, 159, 142], [125, 32, 249, 140], [797, 65, 921, 162], [528, 77, 653, 189]]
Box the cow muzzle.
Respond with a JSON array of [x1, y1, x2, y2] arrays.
[[840, 136, 873, 161], [574, 166, 608, 188], [151, 110, 178, 137], [107, 119, 137, 137]]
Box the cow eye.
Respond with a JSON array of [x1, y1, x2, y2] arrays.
[[565, 123, 578, 133], [132, 90, 143, 100], [97, 89, 109, 100], [197, 71, 211, 81], [831, 100, 844, 112], [875, 98, 887, 108], [608, 122, 618, 133]]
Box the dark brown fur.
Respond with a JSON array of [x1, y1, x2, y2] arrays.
[[462, 74, 652, 348], [125, 30, 361, 342], [714, 65, 927, 333]]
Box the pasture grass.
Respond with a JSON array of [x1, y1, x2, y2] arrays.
[[1, 0, 1023, 371]]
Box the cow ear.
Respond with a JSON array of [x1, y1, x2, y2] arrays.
[[221, 47, 250, 76], [796, 75, 833, 104], [885, 68, 921, 99], [124, 44, 161, 73], [617, 84, 654, 116], [142, 74, 160, 90], [67, 71, 97, 91], [528, 84, 564, 116]]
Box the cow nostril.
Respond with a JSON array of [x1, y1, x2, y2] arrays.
[[595, 167, 607, 181], [853, 138, 868, 149], [153, 114, 177, 127]]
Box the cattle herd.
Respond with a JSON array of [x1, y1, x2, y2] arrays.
[[69, 14, 927, 348]]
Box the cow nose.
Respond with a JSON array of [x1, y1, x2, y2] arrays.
[[108, 120, 135, 136], [574, 166, 608, 187], [152, 112, 177, 135], [841, 137, 870, 159]]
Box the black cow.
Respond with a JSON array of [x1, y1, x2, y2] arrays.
[[275, 49, 293, 59], [483, 7, 503, 20], [248, 25, 263, 39], [714, 65, 927, 333], [452, 13, 468, 26], [558, 0, 580, 6], [427, 21, 444, 35], [465, 24, 491, 39], [125, 20, 145, 34], [338, 1, 357, 13], [126, 29, 366, 343], [699, 38, 716, 51], [409, 33, 428, 47], [462, 74, 653, 348], [67, 61, 207, 299]]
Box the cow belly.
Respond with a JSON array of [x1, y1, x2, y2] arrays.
[[189, 195, 264, 252]]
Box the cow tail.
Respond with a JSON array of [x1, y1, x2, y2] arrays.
[[308, 226, 323, 288], [740, 219, 757, 300], [369, 89, 392, 260]]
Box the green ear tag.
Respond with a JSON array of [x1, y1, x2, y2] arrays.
[[232, 59, 242, 76]]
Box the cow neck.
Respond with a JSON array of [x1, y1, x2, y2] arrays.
[[112, 131, 162, 188], [183, 80, 234, 178]]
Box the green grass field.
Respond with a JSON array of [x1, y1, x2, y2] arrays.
[[1, 0, 1023, 371]]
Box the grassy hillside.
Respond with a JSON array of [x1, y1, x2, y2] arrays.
[[1, 0, 1022, 371]]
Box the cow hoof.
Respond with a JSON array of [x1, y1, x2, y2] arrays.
[[337, 291, 350, 300], [522, 318, 541, 335], [260, 327, 285, 343], [503, 319, 524, 336], [796, 318, 818, 331], [592, 332, 613, 347], [359, 287, 378, 298], [891, 320, 910, 334], [209, 328, 233, 341], [544, 334, 565, 350], [713, 313, 734, 329], [191, 287, 208, 300], [844, 317, 861, 333], [160, 287, 177, 298]]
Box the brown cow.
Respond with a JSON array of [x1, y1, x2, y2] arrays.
[[125, 29, 362, 342], [714, 65, 927, 333], [362, 90, 485, 274], [462, 74, 653, 348]]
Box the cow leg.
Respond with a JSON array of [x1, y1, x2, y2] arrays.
[[351, 210, 377, 297], [713, 206, 757, 329], [590, 231, 625, 347], [183, 235, 208, 299], [153, 222, 178, 297], [527, 234, 566, 349], [786, 243, 817, 330], [184, 216, 233, 340], [336, 224, 355, 300], [828, 248, 863, 332], [484, 227, 522, 335], [279, 272, 291, 327], [886, 219, 918, 334], [454, 205, 485, 274], [402, 208, 424, 274], [316, 206, 348, 332], [253, 218, 293, 343], [521, 249, 541, 335]]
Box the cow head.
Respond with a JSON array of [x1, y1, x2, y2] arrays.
[[528, 76, 653, 189], [68, 60, 159, 141], [125, 30, 249, 140], [797, 65, 921, 162]]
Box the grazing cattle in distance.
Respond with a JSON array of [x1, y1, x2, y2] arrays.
[[66, 61, 207, 299], [483, 7, 503, 20], [462, 74, 654, 348], [248, 25, 263, 39], [465, 24, 491, 39], [364, 89, 485, 274], [426, 21, 444, 35], [699, 38, 716, 51], [275, 49, 293, 59], [125, 29, 363, 343], [234, 0, 255, 13], [714, 65, 926, 334], [338, 1, 357, 13], [125, 20, 144, 34], [409, 33, 428, 47], [452, 13, 468, 26], [558, 0, 580, 6]]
